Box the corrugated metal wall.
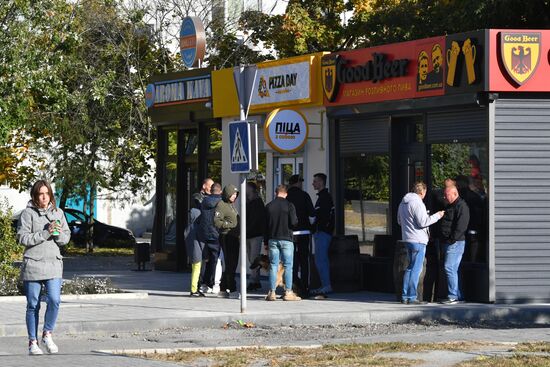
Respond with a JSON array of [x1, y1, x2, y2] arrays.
[[427, 108, 488, 143], [494, 97, 550, 303], [339, 116, 390, 155]]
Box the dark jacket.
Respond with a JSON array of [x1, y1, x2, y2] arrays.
[[440, 197, 470, 244], [265, 197, 298, 242], [286, 186, 315, 232], [197, 194, 222, 243], [314, 188, 335, 234], [246, 197, 266, 238], [191, 191, 207, 210], [214, 184, 239, 237], [185, 208, 204, 262]]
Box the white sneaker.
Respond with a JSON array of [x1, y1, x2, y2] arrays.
[[28, 340, 43, 355], [228, 291, 240, 299], [212, 285, 220, 294], [42, 333, 58, 354]]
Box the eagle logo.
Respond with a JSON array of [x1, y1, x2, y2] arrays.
[[321, 54, 340, 102], [500, 32, 541, 86]]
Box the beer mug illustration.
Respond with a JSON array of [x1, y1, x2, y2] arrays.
[[446, 41, 460, 86], [462, 38, 477, 85]]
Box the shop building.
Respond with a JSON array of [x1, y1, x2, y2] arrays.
[[212, 54, 328, 203], [324, 29, 550, 303], [147, 68, 221, 271]]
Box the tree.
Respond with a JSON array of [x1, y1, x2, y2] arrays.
[[237, 0, 550, 55]]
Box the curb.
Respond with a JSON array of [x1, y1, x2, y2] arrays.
[[1, 304, 550, 337], [0, 292, 148, 303]]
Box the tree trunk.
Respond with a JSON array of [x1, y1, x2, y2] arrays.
[[88, 182, 96, 253]]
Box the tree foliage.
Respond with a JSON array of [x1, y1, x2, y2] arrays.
[[238, 0, 550, 55]]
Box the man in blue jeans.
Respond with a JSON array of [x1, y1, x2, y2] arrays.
[[397, 182, 444, 305], [265, 184, 300, 301], [439, 185, 470, 304]]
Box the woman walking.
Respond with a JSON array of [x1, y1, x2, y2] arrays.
[[17, 180, 70, 355]]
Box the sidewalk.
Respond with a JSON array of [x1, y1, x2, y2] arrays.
[[1, 256, 550, 337]]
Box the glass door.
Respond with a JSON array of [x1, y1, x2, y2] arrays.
[[276, 157, 304, 186]]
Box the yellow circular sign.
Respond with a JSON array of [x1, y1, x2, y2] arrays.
[[264, 108, 309, 153]]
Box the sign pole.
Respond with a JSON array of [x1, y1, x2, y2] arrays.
[[237, 68, 247, 314], [232, 65, 257, 314]]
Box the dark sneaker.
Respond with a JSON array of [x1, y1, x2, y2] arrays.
[[408, 299, 427, 305], [400, 299, 409, 304], [190, 291, 205, 297], [439, 298, 459, 305]]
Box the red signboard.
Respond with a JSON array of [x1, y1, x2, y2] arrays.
[[489, 29, 550, 91], [323, 37, 445, 106]]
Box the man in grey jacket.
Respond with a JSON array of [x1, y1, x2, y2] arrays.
[[397, 182, 444, 304]]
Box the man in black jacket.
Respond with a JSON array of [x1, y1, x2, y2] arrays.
[[265, 184, 300, 301], [439, 185, 470, 304], [246, 182, 266, 291], [196, 183, 222, 293], [286, 174, 315, 297], [311, 173, 335, 297], [191, 178, 214, 209]]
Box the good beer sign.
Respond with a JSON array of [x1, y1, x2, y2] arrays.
[[264, 108, 308, 153]]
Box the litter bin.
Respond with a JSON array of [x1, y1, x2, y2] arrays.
[[134, 242, 150, 271]]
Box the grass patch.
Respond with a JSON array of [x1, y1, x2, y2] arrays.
[[515, 342, 550, 353], [64, 246, 133, 257], [135, 342, 498, 367], [458, 355, 550, 367]]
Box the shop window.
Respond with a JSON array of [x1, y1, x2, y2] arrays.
[[208, 126, 222, 154], [430, 142, 488, 263], [163, 130, 178, 248], [342, 155, 390, 254]]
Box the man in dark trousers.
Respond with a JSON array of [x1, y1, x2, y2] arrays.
[[214, 184, 240, 299], [264, 184, 300, 301], [196, 183, 223, 295], [311, 173, 335, 298], [246, 182, 266, 291], [286, 174, 315, 297], [439, 185, 470, 304]]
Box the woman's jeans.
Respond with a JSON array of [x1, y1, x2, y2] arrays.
[[402, 242, 426, 302], [443, 240, 466, 300], [24, 278, 62, 341], [268, 239, 294, 291], [314, 231, 332, 289]]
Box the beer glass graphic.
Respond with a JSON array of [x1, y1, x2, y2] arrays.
[[446, 41, 460, 86], [462, 38, 476, 84]]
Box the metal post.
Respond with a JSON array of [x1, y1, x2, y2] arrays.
[[240, 172, 247, 313], [238, 68, 247, 313]]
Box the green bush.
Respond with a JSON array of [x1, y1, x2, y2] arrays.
[[0, 200, 22, 296]]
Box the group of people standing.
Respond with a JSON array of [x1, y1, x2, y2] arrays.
[[185, 173, 335, 301], [398, 180, 470, 305]]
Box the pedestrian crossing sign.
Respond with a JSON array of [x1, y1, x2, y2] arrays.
[[229, 121, 251, 173]]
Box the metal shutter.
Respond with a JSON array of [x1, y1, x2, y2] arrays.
[[494, 97, 550, 303], [427, 108, 488, 143], [339, 116, 390, 156]]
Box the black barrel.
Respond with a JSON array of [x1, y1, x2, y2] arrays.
[[329, 235, 361, 292], [393, 240, 426, 301]]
